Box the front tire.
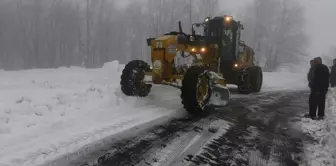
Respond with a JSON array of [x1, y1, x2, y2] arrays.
[[238, 67, 252, 94], [181, 66, 212, 114], [120, 60, 152, 97]]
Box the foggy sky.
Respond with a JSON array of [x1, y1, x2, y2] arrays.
[[219, 0, 336, 58], [302, 0, 336, 57], [116, 0, 335, 59]]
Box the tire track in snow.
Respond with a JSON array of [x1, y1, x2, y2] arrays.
[[48, 90, 306, 166], [72, 92, 270, 166], [180, 91, 311, 166], [84, 117, 203, 166], [93, 91, 291, 166], [143, 119, 233, 166]]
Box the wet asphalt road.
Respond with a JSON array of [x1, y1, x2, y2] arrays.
[[47, 90, 315, 166]]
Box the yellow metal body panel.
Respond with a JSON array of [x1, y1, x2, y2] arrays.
[[236, 44, 254, 68], [150, 35, 178, 81], [151, 35, 181, 63], [148, 34, 232, 86]]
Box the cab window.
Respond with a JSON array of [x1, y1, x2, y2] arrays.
[[223, 29, 233, 42]]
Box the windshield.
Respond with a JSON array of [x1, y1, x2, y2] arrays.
[[223, 29, 233, 42]]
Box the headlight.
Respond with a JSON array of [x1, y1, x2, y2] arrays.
[[224, 15, 233, 22], [204, 17, 210, 22], [153, 60, 162, 69], [191, 48, 197, 52], [200, 47, 206, 53]]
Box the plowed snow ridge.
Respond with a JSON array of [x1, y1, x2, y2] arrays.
[[300, 88, 336, 166], [0, 61, 307, 166]]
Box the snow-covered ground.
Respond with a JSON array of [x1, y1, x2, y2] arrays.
[[300, 88, 336, 166], [0, 61, 308, 166], [262, 71, 308, 91]]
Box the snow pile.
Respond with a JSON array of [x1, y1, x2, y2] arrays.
[[0, 61, 184, 166], [300, 88, 336, 166]]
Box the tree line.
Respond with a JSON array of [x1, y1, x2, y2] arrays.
[[0, 0, 306, 71]]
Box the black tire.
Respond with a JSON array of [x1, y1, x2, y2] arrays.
[[181, 66, 212, 114], [251, 66, 263, 92], [120, 60, 152, 97]]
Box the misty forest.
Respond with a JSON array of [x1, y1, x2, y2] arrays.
[[0, 0, 308, 71]]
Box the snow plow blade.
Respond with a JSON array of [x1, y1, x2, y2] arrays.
[[209, 84, 230, 107]]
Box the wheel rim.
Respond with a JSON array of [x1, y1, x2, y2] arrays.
[[196, 74, 209, 107]]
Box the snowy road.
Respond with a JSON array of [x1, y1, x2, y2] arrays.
[[44, 90, 314, 166], [2, 61, 319, 166]]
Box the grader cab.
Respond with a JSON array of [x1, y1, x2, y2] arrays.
[[120, 15, 263, 114]]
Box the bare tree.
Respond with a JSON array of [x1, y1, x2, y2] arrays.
[[196, 0, 220, 19], [242, 0, 307, 71], [320, 47, 336, 67], [0, 0, 222, 70]]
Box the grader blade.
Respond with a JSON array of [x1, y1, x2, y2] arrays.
[[209, 84, 230, 107]]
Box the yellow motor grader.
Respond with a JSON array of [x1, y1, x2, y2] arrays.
[[120, 15, 263, 114]]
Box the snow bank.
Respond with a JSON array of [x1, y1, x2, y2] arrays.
[[300, 88, 336, 166], [0, 61, 185, 166]]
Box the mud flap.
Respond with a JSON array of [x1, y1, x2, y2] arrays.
[[209, 84, 230, 107]]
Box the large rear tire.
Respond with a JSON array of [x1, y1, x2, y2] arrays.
[[251, 66, 263, 92], [181, 66, 212, 115], [120, 60, 152, 97]]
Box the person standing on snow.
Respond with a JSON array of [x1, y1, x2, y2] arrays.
[[309, 57, 330, 120], [330, 58, 336, 87], [307, 59, 315, 88], [305, 59, 315, 118]]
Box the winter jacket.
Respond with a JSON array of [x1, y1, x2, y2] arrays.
[[330, 60, 336, 87], [307, 66, 315, 88], [311, 64, 330, 93], [330, 65, 336, 87]]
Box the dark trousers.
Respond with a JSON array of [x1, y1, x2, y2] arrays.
[[309, 91, 327, 117]]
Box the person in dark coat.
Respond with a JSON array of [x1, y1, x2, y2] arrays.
[[307, 59, 315, 88], [330, 59, 336, 87], [309, 57, 330, 120]]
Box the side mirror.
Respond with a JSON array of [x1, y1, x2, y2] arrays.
[[177, 34, 189, 44], [195, 23, 201, 27], [146, 38, 154, 46], [204, 17, 210, 23]]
